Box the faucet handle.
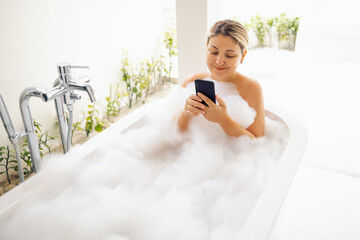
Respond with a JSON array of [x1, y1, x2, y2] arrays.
[[57, 63, 90, 85], [71, 75, 90, 84], [70, 65, 90, 70]]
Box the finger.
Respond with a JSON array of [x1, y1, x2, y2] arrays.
[[188, 94, 202, 102], [216, 94, 226, 107], [186, 104, 206, 115], [186, 98, 205, 110], [197, 92, 215, 107], [186, 110, 199, 117]]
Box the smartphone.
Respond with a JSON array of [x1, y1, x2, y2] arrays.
[[194, 79, 216, 107]]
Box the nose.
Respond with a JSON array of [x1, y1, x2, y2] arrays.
[[215, 54, 224, 66]]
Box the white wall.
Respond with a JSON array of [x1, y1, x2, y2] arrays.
[[0, 0, 164, 147], [295, 1, 360, 62], [175, 0, 208, 82], [207, 0, 223, 30], [175, 0, 223, 82]]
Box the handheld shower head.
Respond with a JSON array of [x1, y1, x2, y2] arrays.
[[0, 94, 16, 139]]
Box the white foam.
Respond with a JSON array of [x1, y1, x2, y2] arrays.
[[0, 81, 288, 240]]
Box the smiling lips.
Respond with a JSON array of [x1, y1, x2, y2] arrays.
[[214, 66, 226, 71]]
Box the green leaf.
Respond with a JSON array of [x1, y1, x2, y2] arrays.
[[94, 124, 103, 132]]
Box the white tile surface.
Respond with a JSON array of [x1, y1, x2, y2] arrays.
[[292, 231, 327, 240], [270, 224, 296, 240], [270, 166, 360, 240]]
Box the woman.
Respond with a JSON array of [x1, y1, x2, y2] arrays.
[[177, 19, 265, 138]]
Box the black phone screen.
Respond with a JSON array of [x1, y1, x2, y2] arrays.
[[194, 79, 216, 106]]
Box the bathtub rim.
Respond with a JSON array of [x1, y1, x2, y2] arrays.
[[237, 103, 308, 240], [0, 101, 307, 240]]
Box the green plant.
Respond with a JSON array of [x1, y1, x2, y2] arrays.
[[0, 146, 16, 184], [20, 143, 32, 173], [288, 16, 301, 42], [71, 113, 85, 144], [94, 116, 106, 133], [244, 21, 252, 32], [146, 59, 156, 94], [155, 55, 166, 86], [163, 29, 177, 83], [135, 60, 151, 102], [250, 15, 267, 47], [120, 51, 154, 108], [266, 16, 276, 29], [106, 83, 123, 120], [274, 13, 301, 50], [84, 103, 106, 136], [275, 13, 300, 41], [121, 51, 136, 108], [85, 103, 97, 136], [34, 120, 55, 155], [266, 16, 276, 46], [18, 120, 55, 174]]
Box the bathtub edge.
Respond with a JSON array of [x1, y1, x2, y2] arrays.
[[237, 104, 308, 240]]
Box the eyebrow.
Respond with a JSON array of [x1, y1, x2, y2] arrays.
[[210, 45, 237, 53]]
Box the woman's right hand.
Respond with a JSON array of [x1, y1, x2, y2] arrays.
[[184, 94, 206, 117]]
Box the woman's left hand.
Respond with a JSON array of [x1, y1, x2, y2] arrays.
[[197, 93, 230, 124]]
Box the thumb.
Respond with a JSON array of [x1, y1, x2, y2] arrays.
[[216, 95, 226, 107]]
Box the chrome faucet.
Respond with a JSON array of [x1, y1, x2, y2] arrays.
[[54, 64, 96, 154], [0, 94, 25, 182], [19, 63, 96, 173]]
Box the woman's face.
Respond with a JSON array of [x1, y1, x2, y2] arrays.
[[206, 34, 244, 81]]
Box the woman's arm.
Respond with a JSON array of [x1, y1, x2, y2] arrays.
[[177, 72, 210, 132], [218, 114, 256, 138], [177, 110, 192, 132], [198, 93, 256, 138], [243, 81, 265, 137], [177, 94, 205, 131]]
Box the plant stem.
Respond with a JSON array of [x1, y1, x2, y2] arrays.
[[5, 146, 11, 184]]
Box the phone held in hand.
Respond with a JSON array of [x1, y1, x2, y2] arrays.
[[194, 79, 216, 107]]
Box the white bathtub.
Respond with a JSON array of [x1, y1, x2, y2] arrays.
[[0, 101, 307, 240]]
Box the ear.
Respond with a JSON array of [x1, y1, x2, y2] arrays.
[[240, 50, 247, 64]]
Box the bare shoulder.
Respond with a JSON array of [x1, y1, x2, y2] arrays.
[[236, 73, 263, 100], [236, 74, 265, 137], [181, 72, 211, 87]]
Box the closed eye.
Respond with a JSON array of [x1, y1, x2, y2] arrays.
[[209, 50, 236, 58]]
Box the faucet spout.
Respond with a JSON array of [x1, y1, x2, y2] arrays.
[[19, 87, 49, 173], [69, 82, 97, 102]]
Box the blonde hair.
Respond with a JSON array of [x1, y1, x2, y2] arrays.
[[207, 19, 249, 55]]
